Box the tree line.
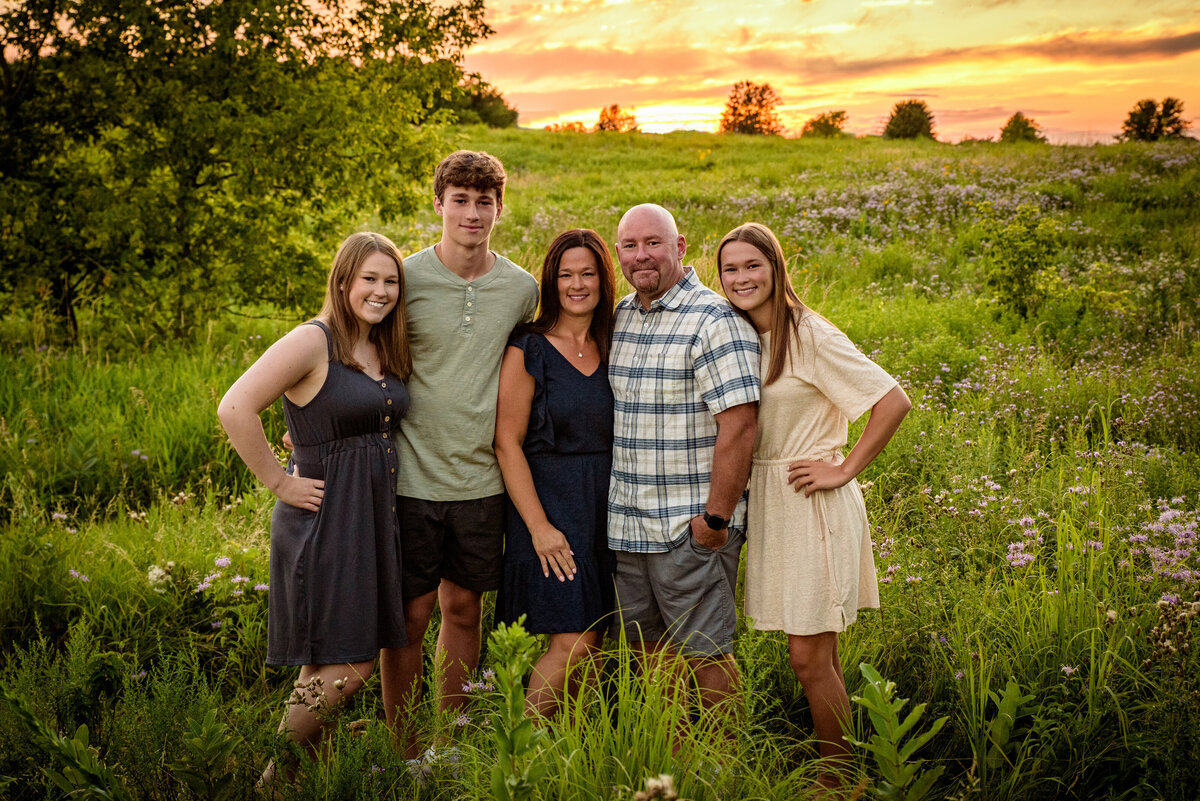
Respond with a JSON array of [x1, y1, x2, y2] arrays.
[[551, 81, 1194, 145]]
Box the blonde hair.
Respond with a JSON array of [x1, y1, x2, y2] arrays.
[[318, 232, 412, 380]]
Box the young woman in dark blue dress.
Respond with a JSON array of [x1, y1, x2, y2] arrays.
[[493, 229, 617, 717]]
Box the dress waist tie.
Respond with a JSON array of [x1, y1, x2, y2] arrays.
[[752, 449, 844, 467]]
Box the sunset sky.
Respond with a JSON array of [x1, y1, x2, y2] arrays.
[[462, 0, 1200, 143]]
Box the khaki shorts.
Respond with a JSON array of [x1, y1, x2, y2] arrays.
[[398, 494, 506, 598], [610, 528, 744, 657]]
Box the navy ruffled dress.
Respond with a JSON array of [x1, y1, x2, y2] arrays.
[[496, 331, 615, 634]]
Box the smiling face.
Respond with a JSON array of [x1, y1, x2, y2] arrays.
[[616, 204, 686, 307], [557, 246, 601, 318], [346, 251, 401, 329], [718, 239, 774, 328], [434, 184, 501, 250]]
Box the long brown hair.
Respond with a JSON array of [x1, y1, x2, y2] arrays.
[[527, 229, 617, 362], [716, 222, 808, 385], [318, 232, 412, 380]]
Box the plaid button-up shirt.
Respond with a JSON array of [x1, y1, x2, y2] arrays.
[[607, 269, 761, 553]]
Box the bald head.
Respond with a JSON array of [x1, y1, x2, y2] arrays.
[[616, 204, 687, 308], [618, 203, 678, 239]]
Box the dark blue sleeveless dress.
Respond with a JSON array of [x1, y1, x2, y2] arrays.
[[496, 331, 615, 634], [267, 321, 410, 665]]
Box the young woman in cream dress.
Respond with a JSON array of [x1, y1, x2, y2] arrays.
[[718, 222, 910, 790]]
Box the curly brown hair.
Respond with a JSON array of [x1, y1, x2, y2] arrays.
[[433, 150, 507, 204]]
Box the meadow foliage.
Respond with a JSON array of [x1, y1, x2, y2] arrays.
[[2, 129, 1199, 799]]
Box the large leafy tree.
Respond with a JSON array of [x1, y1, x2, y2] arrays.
[[999, 112, 1047, 144], [883, 99, 936, 140], [800, 110, 848, 138], [719, 81, 783, 136], [1118, 97, 1191, 142], [0, 0, 492, 341]]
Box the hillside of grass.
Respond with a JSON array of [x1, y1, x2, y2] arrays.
[[1, 129, 1198, 800]]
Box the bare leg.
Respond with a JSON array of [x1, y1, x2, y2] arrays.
[[526, 631, 601, 718], [691, 652, 741, 711], [261, 660, 374, 786], [379, 589, 436, 759], [789, 632, 852, 787], [691, 651, 743, 750], [831, 636, 845, 685], [435, 579, 483, 715]]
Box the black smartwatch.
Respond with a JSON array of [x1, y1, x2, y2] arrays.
[[703, 511, 729, 531]]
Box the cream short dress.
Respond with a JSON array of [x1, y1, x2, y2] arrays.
[[744, 313, 898, 635]]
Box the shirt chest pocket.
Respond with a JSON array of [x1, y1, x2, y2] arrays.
[[643, 348, 692, 406]]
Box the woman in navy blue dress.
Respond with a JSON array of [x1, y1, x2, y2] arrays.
[[494, 228, 616, 717]]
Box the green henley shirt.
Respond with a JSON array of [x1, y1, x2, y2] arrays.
[[395, 245, 539, 501]]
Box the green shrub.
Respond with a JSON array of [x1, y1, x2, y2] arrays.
[[981, 202, 1061, 319]]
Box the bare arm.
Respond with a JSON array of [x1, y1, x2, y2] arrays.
[[690, 401, 758, 549], [493, 345, 576, 581], [787, 384, 912, 496], [217, 325, 328, 511]]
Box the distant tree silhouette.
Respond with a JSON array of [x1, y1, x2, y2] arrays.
[[453, 75, 519, 128], [999, 112, 1047, 144], [801, 110, 848, 138], [1118, 97, 1191, 141], [883, 99, 936, 140], [596, 104, 638, 132], [719, 81, 784, 135], [544, 121, 587, 133]]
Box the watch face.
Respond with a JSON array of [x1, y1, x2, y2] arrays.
[[704, 513, 728, 530]]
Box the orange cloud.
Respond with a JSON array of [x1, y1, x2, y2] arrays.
[[464, 1, 1200, 142]]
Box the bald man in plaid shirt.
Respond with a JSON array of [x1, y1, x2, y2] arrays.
[[607, 203, 760, 710]]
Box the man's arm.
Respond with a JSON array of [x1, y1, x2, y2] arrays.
[[690, 401, 757, 549]]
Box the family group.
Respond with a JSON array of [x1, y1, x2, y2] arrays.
[[217, 149, 911, 790]]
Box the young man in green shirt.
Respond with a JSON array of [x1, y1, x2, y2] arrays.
[[380, 151, 538, 757]]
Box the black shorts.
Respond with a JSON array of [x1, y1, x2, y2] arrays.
[[398, 494, 506, 598]]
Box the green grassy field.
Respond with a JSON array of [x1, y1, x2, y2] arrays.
[[2, 128, 1198, 800]]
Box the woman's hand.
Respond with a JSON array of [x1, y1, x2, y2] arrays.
[[787, 460, 852, 496], [273, 472, 326, 511], [786, 386, 912, 498], [530, 523, 576, 582]]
